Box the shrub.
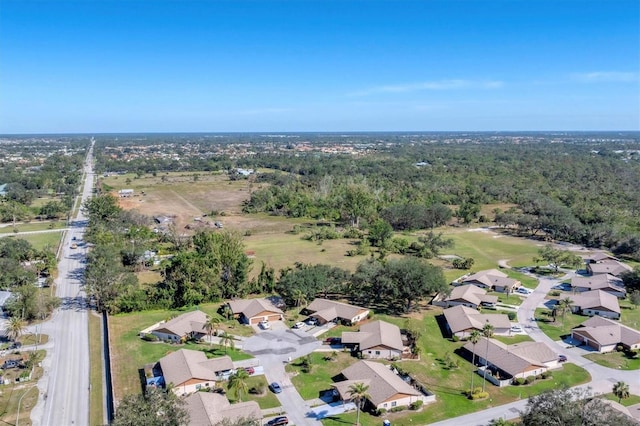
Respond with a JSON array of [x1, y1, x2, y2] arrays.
[[390, 406, 406, 412], [374, 408, 387, 416], [507, 312, 517, 320], [514, 378, 526, 386], [471, 391, 489, 400], [410, 400, 423, 410], [452, 335, 460, 342], [141, 333, 159, 342], [526, 376, 535, 384], [249, 384, 265, 394], [541, 371, 551, 379], [616, 344, 624, 352], [550, 290, 561, 296]]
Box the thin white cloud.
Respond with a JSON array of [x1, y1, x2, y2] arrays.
[[349, 79, 504, 96], [571, 71, 639, 83]]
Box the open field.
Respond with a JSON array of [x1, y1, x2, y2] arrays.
[[0, 220, 66, 234], [1, 232, 63, 252], [108, 304, 255, 401]]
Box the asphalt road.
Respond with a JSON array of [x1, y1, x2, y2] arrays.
[[31, 143, 95, 426], [243, 322, 323, 426]]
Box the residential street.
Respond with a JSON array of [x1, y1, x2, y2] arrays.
[[243, 322, 323, 426], [431, 269, 640, 426], [30, 142, 95, 426]]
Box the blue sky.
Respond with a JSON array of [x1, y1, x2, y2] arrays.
[[1, 0, 638, 133]]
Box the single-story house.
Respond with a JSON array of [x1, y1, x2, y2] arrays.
[[461, 269, 520, 293], [341, 320, 405, 359], [306, 298, 370, 325], [583, 252, 620, 264], [586, 259, 633, 277], [433, 284, 498, 310], [159, 349, 234, 396], [118, 189, 134, 197], [227, 298, 284, 325], [571, 274, 626, 298], [185, 392, 262, 426], [571, 316, 640, 353], [570, 290, 621, 320], [463, 338, 559, 384], [443, 305, 511, 338], [333, 360, 434, 410], [150, 310, 208, 342]]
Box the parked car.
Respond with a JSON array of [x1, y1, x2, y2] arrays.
[[324, 337, 341, 345], [10, 342, 22, 350], [267, 416, 289, 426], [516, 287, 532, 294], [306, 317, 318, 326], [510, 325, 523, 332], [558, 354, 568, 362], [269, 382, 282, 394], [244, 366, 255, 375], [2, 360, 19, 369], [292, 322, 305, 329], [259, 320, 271, 330]]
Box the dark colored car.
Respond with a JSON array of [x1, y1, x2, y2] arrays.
[[269, 382, 282, 394], [267, 416, 289, 426], [10, 342, 22, 350], [558, 354, 567, 362], [2, 360, 19, 369], [324, 337, 341, 345]]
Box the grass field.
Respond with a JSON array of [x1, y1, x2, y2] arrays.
[[583, 351, 640, 370], [89, 313, 104, 426], [619, 300, 640, 330], [226, 375, 281, 409], [0, 220, 66, 234]]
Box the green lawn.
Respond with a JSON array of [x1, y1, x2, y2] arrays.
[[0, 220, 66, 234], [603, 392, 640, 406], [226, 376, 281, 409], [534, 309, 588, 341], [2, 232, 62, 251], [109, 304, 255, 401], [583, 351, 640, 370], [89, 313, 104, 426], [620, 300, 640, 330]]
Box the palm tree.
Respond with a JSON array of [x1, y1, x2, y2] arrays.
[[203, 315, 221, 345], [468, 330, 481, 396], [219, 331, 235, 354], [5, 316, 26, 342], [292, 288, 307, 308], [558, 297, 573, 327], [613, 381, 630, 403], [482, 322, 494, 392], [347, 382, 371, 426], [228, 368, 250, 402]]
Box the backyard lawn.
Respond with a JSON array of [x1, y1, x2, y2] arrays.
[[226, 376, 282, 409]]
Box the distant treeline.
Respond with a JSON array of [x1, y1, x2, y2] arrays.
[[93, 135, 640, 260]]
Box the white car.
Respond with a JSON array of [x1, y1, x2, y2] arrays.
[[259, 320, 271, 329], [516, 287, 532, 294], [292, 322, 305, 329], [511, 324, 523, 332]]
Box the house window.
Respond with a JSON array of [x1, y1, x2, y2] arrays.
[[383, 403, 387, 408], [375, 351, 381, 355], [391, 401, 397, 407], [196, 384, 202, 390], [205, 383, 210, 387], [368, 351, 372, 354]]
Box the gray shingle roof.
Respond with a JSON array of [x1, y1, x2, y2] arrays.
[[154, 310, 208, 337], [339, 360, 420, 406], [443, 305, 511, 334], [463, 338, 557, 377], [307, 298, 368, 322], [185, 392, 261, 425], [571, 274, 626, 294], [573, 316, 640, 348], [159, 349, 231, 387], [444, 285, 498, 306], [341, 320, 404, 351], [463, 269, 518, 289], [571, 290, 621, 314], [228, 298, 283, 319]]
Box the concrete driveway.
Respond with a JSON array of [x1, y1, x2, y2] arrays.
[[243, 323, 322, 425]]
